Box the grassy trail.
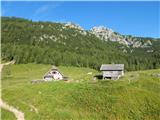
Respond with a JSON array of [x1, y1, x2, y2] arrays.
[[0, 61, 25, 120]]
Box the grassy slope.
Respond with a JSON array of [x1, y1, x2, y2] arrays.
[[1, 64, 160, 120], [1, 108, 16, 120]]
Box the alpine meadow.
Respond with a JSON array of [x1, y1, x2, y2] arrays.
[[1, 1, 160, 120]]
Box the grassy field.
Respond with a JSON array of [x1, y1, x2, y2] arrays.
[[1, 108, 16, 120], [1, 64, 160, 120]]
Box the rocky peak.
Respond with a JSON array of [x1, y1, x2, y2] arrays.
[[90, 26, 152, 48], [91, 26, 113, 33], [64, 22, 84, 31]]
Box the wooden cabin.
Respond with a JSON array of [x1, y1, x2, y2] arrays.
[[43, 66, 63, 81], [100, 64, 124, 80]]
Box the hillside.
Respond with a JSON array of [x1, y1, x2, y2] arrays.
[[1, 17, 160, 71], [1, 64, 160, 120]]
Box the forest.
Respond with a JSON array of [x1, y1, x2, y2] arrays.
[[1, 17, 160, 71]]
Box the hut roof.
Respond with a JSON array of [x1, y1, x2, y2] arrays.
[[100, 64, 124, 71], [52, 66, 58, 70]]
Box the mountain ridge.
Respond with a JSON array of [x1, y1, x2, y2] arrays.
[[1, 16, 160, 71], [61, 22, 159, 48]]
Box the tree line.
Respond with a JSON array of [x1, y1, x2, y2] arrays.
[[1, 17, 160, 71]]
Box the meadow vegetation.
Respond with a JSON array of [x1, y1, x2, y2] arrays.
[[1, 108, 16, 120], [1, 64, 160, 120]]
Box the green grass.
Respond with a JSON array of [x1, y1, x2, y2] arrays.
[[1, 59, 7, 64], [1, 64, 160, 120], [1, 108, 16, 120]]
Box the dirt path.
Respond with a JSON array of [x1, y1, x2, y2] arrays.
[[0, 61, 25, 120], [0, 99, 25, 120]]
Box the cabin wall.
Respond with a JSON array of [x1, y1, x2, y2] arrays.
[[53, 71, 63, 80], [49, 70, 63, 80], [121, 71, 124, 76], [102, 70, 123, 79], [44, 69, 63, 81], [44, 77, 53, 81]]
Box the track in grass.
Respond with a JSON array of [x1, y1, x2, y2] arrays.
[[0, 62, 25, 120]]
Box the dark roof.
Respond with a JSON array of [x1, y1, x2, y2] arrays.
[[44, 75, 53, 78], [100, 64, 124, 71]]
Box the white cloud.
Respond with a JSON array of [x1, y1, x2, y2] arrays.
[[32, 3, 62, 20], [34, 3, 61, 16], [34, 5, 50, 15], [1, 9, 5, 16], [1, 1, 12, 16]]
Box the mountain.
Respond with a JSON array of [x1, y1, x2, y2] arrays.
[[91, 26, 154, 48], [1, 17, 160, 70]]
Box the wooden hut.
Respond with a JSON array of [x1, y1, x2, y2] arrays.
[[100, 64, 124, 80], [43, 66, 63, 81]]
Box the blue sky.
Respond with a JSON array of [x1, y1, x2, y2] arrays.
[[1, 1, 160, 38]]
